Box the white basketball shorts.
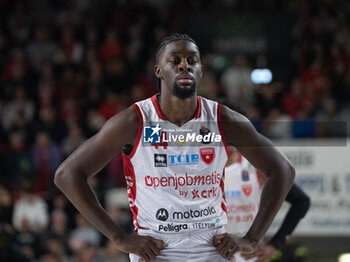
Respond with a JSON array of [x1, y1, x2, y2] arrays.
[[129, 226, 233, 262]]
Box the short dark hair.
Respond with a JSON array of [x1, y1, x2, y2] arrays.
[[155, 33, 198, 63]]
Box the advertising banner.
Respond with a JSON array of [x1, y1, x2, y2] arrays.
[[266, 139, 350, 236]]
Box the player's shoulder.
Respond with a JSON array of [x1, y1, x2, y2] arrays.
[[104, 105, 140, 131], [218, 103, 250, 123]]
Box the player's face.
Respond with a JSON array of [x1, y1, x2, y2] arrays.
[[155, 40, 202, 99]]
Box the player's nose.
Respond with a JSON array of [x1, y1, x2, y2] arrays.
[[178, 59, 192, 72]]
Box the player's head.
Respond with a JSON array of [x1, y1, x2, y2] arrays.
[[154, 33, 202, 99]]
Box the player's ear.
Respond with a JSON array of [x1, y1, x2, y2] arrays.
[[154, 65, 162, 79], [199, 63, 203, 79]]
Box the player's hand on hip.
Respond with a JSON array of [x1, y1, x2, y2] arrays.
[[114, 232, 164, 262], [213, 233, 258, 261]]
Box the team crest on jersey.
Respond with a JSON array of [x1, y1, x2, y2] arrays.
[[241, 169, 249, 181], [200, 147, 215, 165], [154, 154, 167, 167], [199, 126, 211, 144], [242, 184, 252, 196]]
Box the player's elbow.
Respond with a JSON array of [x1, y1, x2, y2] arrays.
[[54, 164, 74, 189], [277, 159, 295, 185], [286, 162, 296, 184]]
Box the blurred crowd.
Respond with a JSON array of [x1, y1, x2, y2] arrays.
[[0, 0, 349, 261]]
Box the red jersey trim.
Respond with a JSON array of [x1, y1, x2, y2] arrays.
[[256, 170, 263, 189], [123, 104, 143, 159], [237, 153, 242, 163], [122, 154, 140, 231], [151, 94, 202, 120], [217, 104, 229, 158], [195, 96, 201, 119], [151, 95, 166, 120], [220, 168, 228, 215]]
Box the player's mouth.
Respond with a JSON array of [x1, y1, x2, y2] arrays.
[[176, 74, 195, 85]]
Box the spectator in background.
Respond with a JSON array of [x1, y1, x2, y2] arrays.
[[41, 235, 69, 262], [283, 78, 302, 118], [62, 122, 86, 158], [0, 184, 13, 227], [47, 209, 70, 244], [32, 132, 61, 194], [0, 185, 14, 262], [3, 47, 29, 90], [13, 217, 40, 261], [60, 98, 82, 126], [100, 29, 123, 64], [263, 107, 292, 139], [12, 179, 49, 233], [221, 55, 254, 109], [316, 97, 347, 137], [68, 213, 101, 261], [6, 3, 31, 44], [85, 109, 106, 137], [1, 87, 35, 132], [197, 61, 222, 101], [54, 25, 84, 65], [26, 26, 55, 72], [98, 92, 128, 120], [2, 132, 34, 188], [104, 58, 129, 94], [255, 83, 284, 118], [98, 241, 130, 262]]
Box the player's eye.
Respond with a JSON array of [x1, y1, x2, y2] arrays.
[[188, 57, 199, 65], [169, 57, 180, 64]]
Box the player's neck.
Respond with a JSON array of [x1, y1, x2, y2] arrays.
[[158, 92, 198, 127]]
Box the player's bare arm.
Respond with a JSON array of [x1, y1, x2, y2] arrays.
[[54, 106, 163, 262], [213, 105, 295, 260]]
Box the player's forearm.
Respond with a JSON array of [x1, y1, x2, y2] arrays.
[[54, 166, 126, 243], [244, 162, 295, 243]]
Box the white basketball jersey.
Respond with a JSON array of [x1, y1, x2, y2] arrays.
[[122, 95, 229, 234], [224, 155, 263, 237]]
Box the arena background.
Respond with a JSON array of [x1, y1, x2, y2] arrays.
[[0, 0, 349, 261]]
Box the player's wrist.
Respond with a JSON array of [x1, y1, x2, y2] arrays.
[[242, 233, 260, 247], [111, 231, 128, 247]]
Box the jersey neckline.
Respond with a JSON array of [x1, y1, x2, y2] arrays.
[[151, 94, 202, 122]]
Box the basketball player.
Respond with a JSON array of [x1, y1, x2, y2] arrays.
[[54, 34, 295, 262], [224, 146, 310, 262]]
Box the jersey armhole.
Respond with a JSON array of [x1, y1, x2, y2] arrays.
[[122, 104, 143, 159], [256, 170, 264, 189]]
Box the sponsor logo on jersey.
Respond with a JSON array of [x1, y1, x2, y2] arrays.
[[161, 130, 221, 144], [143, 124, 162, 143], [156, 208, 169, 221], [168, 154, 199, 166], [154, 154, 167, 167], [156, 207, 216, 223], [241, 169, 249, 181], [242, 184, 252, 196], [158, 223, 188, 232], [144, 172, 221, 190], [200, 147, 215, 165], [192, 222, 216, 229], [173, 206, 216, 220]]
